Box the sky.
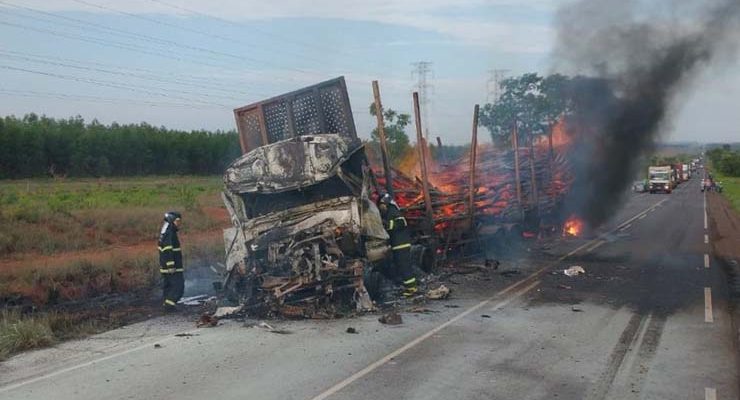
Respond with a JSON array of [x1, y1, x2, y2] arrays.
[[0, 0, 738, 144]]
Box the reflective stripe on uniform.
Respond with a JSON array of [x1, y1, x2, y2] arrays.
[[389, 219, 394, 230], [175, 268, 184, 272], [392, 243, 412, 250], [388, 217, 407, 231], [172, 248, 181, 252], [166, 261, 175, 266], [160, 268, 175, 274], [164, 299, 176, 306], [403, 277, 417, 286], [158, 246, 173, 252]]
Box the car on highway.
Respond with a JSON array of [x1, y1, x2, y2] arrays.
[[632, 180, 648, 193]]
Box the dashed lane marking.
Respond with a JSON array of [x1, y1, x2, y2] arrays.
[[638, 214, 647, 220], [704, 234, 709, 244], [619, 224, 632, 232], [705, 387, 717, 400], [705, 287, 714, 323], [705, 254, 710, 269]]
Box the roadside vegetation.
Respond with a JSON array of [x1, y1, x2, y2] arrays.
[[707, 146, 740, 212], [0, 114, 240, 179], [0, 176, 229, 360]]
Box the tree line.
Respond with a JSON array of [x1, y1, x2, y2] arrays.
[[0, 114, 242, 179], [707, 145, 740, 177]]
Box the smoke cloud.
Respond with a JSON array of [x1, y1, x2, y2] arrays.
[[553, 0, 740, 227]]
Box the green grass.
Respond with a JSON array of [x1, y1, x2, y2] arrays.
[[0, 176, 225, 256], [714, 171, 740, 213], [0, 309, 127, 361]]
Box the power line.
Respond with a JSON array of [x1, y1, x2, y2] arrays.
[[0, 2, 325, 84], [0, 88, 223, 109], [0, 51, 268, 98], [68, 0, 325, 78], [147, 0, 396, 75], [486, 69, 509, 103], [0, 64, 230, 107], [411, 61, 434, 139]]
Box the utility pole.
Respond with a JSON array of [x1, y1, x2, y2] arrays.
[[411, 61, 434, 140], [486, 69, 509, 103]]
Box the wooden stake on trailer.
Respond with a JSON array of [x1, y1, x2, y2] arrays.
[[372, 80, 394, 197], [468, 104, 479, 228], [413, 92, 435, 233], [512, 122, 523, 220], [528, 134, 539, 211]]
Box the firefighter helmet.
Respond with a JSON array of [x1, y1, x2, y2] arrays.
[[164, 211, 182, 223]]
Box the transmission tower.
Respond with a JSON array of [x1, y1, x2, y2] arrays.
[[411, 61, 434, 139], [486, 69, 509, 103]]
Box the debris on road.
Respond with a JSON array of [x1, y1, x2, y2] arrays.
[[444, 304, 461, 308], [178, 295, 216, 306], [481, 314, 491, 318], [426, 285, 451, 300], [409, 306, 436, 314], [346, 327, 358, 334], [379, 312, 403, 325], [557, 284, 573, 290], [258, 322, 292, 334], [213, 305, 243, 318], [174, 333, 198, 337], [154, 343, 162, 349], [196, 314, 219, 328], [564, 266, 586, 277], [571, 306, 584, 312]]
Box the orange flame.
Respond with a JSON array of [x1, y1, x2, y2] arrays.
[[563, 215, 584, 237]]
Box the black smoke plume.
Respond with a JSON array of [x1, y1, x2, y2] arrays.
[[553, 0, 740, 227]]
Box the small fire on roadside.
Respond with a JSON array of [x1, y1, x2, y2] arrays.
[[563, 215, 584, 237]]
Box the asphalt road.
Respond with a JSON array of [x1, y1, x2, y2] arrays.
[[0, 176, 735, 400]]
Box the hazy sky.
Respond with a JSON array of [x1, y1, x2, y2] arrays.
[[0, 0, 737, 143]]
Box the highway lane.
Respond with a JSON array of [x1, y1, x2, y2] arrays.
[[0, 178, 735, 400]]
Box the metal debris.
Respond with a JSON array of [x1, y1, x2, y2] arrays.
[[378, 312, 403, 325], [346, 327, 358, 334], [196, 314, 219, 328], [426, 285, 451, 300], [213, 306, 243, 318], [564, 266, 586, 277], [258, 322, 292, 334]]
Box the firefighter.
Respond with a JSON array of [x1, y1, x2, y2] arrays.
[[377, 193, 418, 297], [159, 211, 184, 311]]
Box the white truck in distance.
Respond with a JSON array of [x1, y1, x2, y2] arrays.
[[649, 165, 674, 194]]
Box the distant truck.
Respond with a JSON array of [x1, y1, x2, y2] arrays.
[[682, 163, 690, 181], [649, 166, 674, 193]]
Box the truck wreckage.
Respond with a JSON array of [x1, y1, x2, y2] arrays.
[[219, 77, 398, 317], [216, 76, 577, 318], [221, 134, 388, 317]]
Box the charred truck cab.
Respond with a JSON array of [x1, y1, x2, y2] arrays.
[[220, 78, 391, 317]]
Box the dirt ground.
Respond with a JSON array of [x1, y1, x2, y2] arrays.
[[708, 192, 740, 264]]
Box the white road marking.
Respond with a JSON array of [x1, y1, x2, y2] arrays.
[[0, 327, 202, 394], [619, 224, 632, 232], [705, 287, 714, 323], [705, 387, 717, 400], [586, 240, 606, 253], [705, 254, 710, 269], [309, 279, 541, 400], [704, 191, 708, 230], [704, 234, 709, 244], [638, 214, 647, 220], [0, 198, 671, 396]]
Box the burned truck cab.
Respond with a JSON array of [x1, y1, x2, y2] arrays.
[[220, 78, 390, 317]]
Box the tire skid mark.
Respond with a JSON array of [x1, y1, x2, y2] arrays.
[[621, 314, 667, 399], [587, 313, 646, 400]]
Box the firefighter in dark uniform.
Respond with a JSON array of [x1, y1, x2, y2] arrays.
[[377, 193, 418, 297], [159, 211, 184, 311]]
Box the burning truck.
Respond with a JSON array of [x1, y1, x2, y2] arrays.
[[219, 78, 390, 317]]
